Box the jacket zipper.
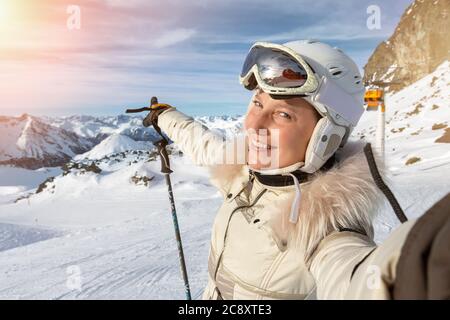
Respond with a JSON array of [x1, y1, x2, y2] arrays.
[[213, 187, 268, 282]]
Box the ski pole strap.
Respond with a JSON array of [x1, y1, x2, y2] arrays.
[[152, 118, 164, 137], [363, 143, 408, 223], [154, 138, 173, 174]]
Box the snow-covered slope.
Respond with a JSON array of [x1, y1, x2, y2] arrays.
[[355, 60, 450, 173], [0, 148, 217, 299], [350, 60, 450, 238], [0, 166, 61, 205]]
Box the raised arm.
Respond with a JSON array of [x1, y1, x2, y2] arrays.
[[157, 107, 229, 166], [156, 107, 248, 197], [308, 231, 376, 299], [309, 221, 415, 299]]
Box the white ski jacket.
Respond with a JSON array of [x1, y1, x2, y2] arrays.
[[157, 107, 415, 300]]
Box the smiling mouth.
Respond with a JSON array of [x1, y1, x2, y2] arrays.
[[249, 139, 276, 151]]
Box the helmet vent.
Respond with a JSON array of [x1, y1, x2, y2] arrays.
[[328, 66, 346, 78], [302, 39, 319, 44]]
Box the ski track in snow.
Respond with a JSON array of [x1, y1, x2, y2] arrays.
[[0, 195, 218, 300]]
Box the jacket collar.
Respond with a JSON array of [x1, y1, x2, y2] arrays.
[[249, 154, 337, 188], [250, 169, 309, 187]]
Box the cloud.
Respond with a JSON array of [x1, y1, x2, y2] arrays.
[[1, 0, 413, 116], [153, 28, 197, 48], [103, 0, 149, 7]]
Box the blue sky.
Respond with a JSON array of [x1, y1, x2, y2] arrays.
[[0, 0, 413, 117]]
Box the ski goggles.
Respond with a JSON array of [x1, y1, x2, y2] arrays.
[[239, 42, 319, 96]]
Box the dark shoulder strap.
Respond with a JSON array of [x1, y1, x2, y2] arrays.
[[363, 143, 408, 223]]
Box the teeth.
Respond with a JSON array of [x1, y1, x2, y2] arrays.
[[251, 139, 271, 149]]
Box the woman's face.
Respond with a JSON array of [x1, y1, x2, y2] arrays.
[[244, 89, 320, 170]]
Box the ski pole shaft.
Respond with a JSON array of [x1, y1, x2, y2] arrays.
[[152, 109, 191, 299], [164, 173, 192, 300]]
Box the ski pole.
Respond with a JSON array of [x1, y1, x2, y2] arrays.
[[126, 97, 192, 300]]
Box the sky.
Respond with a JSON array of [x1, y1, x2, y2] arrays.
[[0, 0, 413, 117]]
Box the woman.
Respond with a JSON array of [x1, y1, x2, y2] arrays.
[[145, 40, 424, 299]]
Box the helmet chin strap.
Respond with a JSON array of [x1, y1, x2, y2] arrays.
[[283, 172, 302, 224]]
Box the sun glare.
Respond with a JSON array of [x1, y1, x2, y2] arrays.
[[0, 0, 17, 29], [0, 0, 10, 22]]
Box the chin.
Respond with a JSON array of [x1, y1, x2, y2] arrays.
[[248, 163, 263, 170], [247, 147, 281, 170]]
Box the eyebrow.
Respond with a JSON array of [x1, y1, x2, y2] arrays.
[[254, 91, 305, 112], [255, 93, 297, 112], [255, 89, 263, 97]]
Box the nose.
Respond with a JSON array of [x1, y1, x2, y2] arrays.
[[247, 110, 271, 132], [245, 113, 273, 148]]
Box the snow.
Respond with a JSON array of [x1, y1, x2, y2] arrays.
[[74, 134, 153, 160], [0, 223, 62, 252], [0, 61, 449, 299], [0, 166, 61, 205], [0, 115, 28, 160], [0, 153, 218, 299], [379, 63, 398, 82]]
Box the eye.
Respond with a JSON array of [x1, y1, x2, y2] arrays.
[[253, 100, 263, 108], [276, 111, 292, 120]]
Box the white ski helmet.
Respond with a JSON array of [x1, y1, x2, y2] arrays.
[[282, 40, 365, 173]]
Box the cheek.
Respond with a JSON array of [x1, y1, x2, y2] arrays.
[[278, 125, 306, 149], [277, 130, 298, 151]]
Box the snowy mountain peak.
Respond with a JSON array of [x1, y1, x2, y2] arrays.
[[75, 133, 153, 160], [0, 114, 96, 169], [0, 112, 245, 169]]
